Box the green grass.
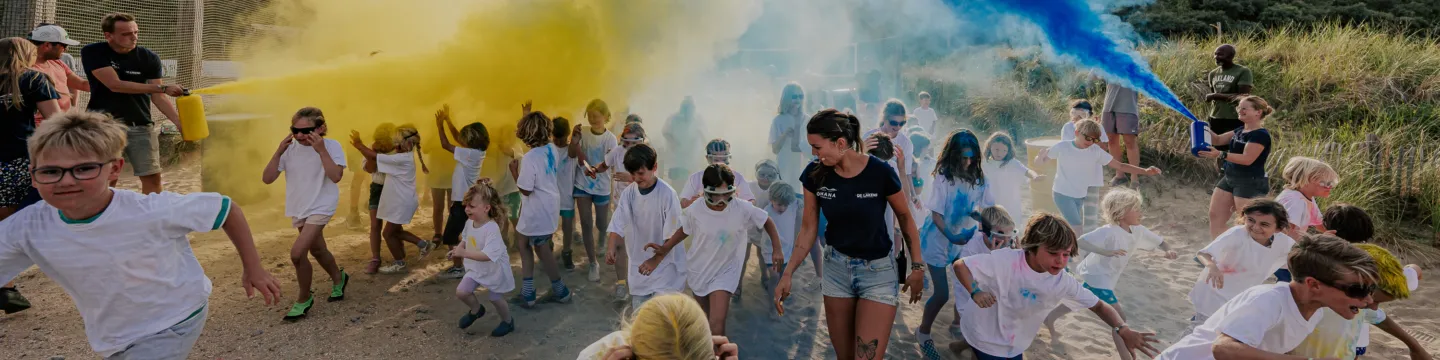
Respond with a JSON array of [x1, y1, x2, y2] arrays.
[[903, 24, 1440, 262]]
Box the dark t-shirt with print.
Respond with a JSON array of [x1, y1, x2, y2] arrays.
[[1, 70, 60, 161], [1223, 128, 1271, 179], [82, 43, 162, 126], [802, 156, 902, 260], [1207, 64, 1254, 120]]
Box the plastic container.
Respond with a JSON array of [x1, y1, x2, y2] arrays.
[[1190, 120, 1211, 157], [1025, 137, 1062, 217], [176, 92, 209, 141]]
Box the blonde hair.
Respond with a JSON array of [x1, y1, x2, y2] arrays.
[[1075, 119, 1103, 141], [1021, 213, 1078, 255], [1101, 188, 1143, 225], [1, 37, 38, 111], [372, 122, 397, 153], [517, 111, 554, 148], [620, 294, 714, 359], [28, 111, 128, 162], [394, 124, 422, 152], [1238, 95, 1274, 119], [586, 98, 612, 126], [979, 206, 1014, 234], [462, 178, 508, 227], [1281, 156, 1337, 190], [768, 181, 796, 206]]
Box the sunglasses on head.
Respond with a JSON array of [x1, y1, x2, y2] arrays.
[[1325, 280, 1377, 299], [291, 126, 319, 135]]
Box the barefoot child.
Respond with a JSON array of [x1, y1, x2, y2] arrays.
[[605, 144, 685, 310], [578, 294, 739, 360], [952, 213, 1159, 359], [982, 132, 1043, 229], [512, 110, 572, 308], [435, 105, 489, 279], [361, 123, 397, 274], [1038, 119, 1161, 234], [1188, 200, 1294, 325], [1293, 243, 1428, 359], [916, 129, 995, 358], [553, 116, 580, 271], [0, 112, 282, 358], [449, 178, 515, 337], [1042, 188, 1178, 360], [261, 107, 350, 321], [1157, 234, 1378, 359], [350, 124, 436, 274], [640, 164, 785, 336], [1274, 156, 1337, 282]]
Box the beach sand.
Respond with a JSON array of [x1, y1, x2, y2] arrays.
[[3, 159, 1437, 359]]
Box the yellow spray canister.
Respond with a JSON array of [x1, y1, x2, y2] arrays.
[[177, 89, 209, 141]]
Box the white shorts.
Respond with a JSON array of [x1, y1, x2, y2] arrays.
[[291, 214, 333, 228]]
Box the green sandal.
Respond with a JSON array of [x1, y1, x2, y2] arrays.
[[283, 296, 314, 322], [328, 270, 350, 302]]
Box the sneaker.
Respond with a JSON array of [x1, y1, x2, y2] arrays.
[[918, 335, 943, 360], [458, 305, 486, 329], [612, 283, 629, 302], [490, 320, 515, 337], [417, 241, 437, 257], [283, 296, 314, 322], [328, 270, 350, 302], [1, 287, 31, 314], [542, 286, 573, 304], [379, 261, 407, 274], [364, 258, 381, 275], [439, 266, 465, 280], [948, 322, 963, 337], [561, 250, 575, 271], [588, 263, 601, 282]]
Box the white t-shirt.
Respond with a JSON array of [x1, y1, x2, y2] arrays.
[[606, 144, 632, 191], [863, 128, 916, 178], [958, 231, 995, 260], [577, 331, 629, 360], [608, 180, 687, 296], [1292, 307, 1385, 359], [449, 147, 487, 202], [920, 176, 994, 267], [1075, 224, 1164, 290], [982, 159, 1030, 226], [1276, 189, 1323, 230], [1158, 283, 1324, 360], [913, 106, 939, 133], [461, 220, 515, 294], [554, 146, 578, 210], [1046, 140, 1114, 199], [1060, 121, 1110, 143], [576, 128, 618, 196], [278, 139, 347, 218], [955, 248, 1101, 358], [682, 199, 769, 296], [1189, 226, 1296, 316], [679, 169, 756, 203], [376, 152, 420, 224], [769, 113, 808, 187], [0, 190, 229, 357], [516, 144, 562, 237], [760, 203, 800, 264], [750, 182, 771, 210]]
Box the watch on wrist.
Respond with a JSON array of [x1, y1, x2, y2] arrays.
[[909, 262, 925, 272], [1113, 324, 1129, 333], [158, 84, 169, 93]]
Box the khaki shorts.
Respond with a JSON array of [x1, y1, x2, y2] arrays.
[[124, 124, 163, 177], [292, 214, 333, 228]]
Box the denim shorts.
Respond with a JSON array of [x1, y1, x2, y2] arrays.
[[1216, 175, 1269, 199], [572, 188, 611, 206], [108, 304, 208, 360], [1053, 191, 1086, 228], [525, 234, 553, 247], [821, 246, 898, 306]]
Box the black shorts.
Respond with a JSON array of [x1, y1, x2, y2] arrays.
[[1216, 175, 1270, 199], [1207, 117, 1244, 151], [368, 183, 383, 210], [442, 201, 466, 246]]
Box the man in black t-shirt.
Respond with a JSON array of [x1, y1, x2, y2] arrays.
[[81, 13, 186, 194]]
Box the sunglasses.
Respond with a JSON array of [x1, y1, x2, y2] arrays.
[[886, 118, 907, 127], [291, 126, 319, 135], [1325, 280, 1377, 300], [1318, 180, 1338, 189], [789, 94, 804, 100], [757, 171, 779, 181], [32, 160, 114, 184]]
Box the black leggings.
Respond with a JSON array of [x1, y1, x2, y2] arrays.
[[441, 201, 466, 246]]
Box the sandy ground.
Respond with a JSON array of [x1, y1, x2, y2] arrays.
[[3, 158, 1439, 359]]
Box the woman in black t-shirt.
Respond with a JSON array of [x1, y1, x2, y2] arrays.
[[0, 37, 61, 314], [774, 109, 924, 359], [1198, 95, 1274, 240]]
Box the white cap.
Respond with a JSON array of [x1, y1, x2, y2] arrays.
[[28, 25, 80, 46]]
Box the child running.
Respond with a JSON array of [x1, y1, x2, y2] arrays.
[[0, 112, 282, 359], [982, 132, 1043, 228], [605, 144, 685, 310], [1042, 188, 1178, 360], [1293, 243, 1427, 359], [918, 206, 1014, 359], [916, 129, 995, 358], [640, 164, 784, 336], [1274, 156, 1338, 282], [448, 178, 515, 337], [512, 110, 572, 307], [572, 99, 618, 286], [553, 116, 581, 271], [351, 124, 436, 274], [680, 139, 756, 208], [577, 293, 739, 360], [435, 105, 490, 279], [760, 181, 802, 313], [1188, 200, 1294, 325], [361, 123, 397, 274], [1037, 119, 1161, 233], [594, 121, 647, 193], [261, 107, 350, 321], [951, 213, 1159, 360], [1157, 234, 1378, 359]]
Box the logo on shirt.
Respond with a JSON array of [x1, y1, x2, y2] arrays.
[[816, 186, 837, 200], [856, 193, 878, 199]]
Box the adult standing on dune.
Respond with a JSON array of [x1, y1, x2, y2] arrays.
[[1202, 44, 1253, 161], [82, 13, 186, 194]]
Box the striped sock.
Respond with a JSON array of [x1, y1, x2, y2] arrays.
[[522, 278, 536, 299], [551, 279, 568, 295]]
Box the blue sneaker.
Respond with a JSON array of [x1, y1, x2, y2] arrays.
[[490, 320, 515, 337], [458, 305, 486, 329]]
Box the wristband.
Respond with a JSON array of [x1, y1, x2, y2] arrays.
[[969, 287, 982, 296], [909, 262, 925, 272]]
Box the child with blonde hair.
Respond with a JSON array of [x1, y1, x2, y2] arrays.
[[760, 182, 802, 302], [262, 107, 350, 321], [1273, 156, 1338, 282], [449, 178, 515, 337], [1043, 188, 1178, 360], [352, 124, 434, 274], [571, 99, 618, 286], [1, 111, 281, 358], [360, 123, 398, 274], [435, 105, 490, 279], [1038, 118, 1161, 233], [512, 110, 572, 308], [577, 293, 739, 360]]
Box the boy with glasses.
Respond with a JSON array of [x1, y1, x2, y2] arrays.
[[0, 112, 281, 358]]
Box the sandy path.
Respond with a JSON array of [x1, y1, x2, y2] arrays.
[[3, 161, 1437, 359]]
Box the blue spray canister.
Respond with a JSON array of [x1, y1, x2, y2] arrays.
[[1190, 120, 1211, 156]]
